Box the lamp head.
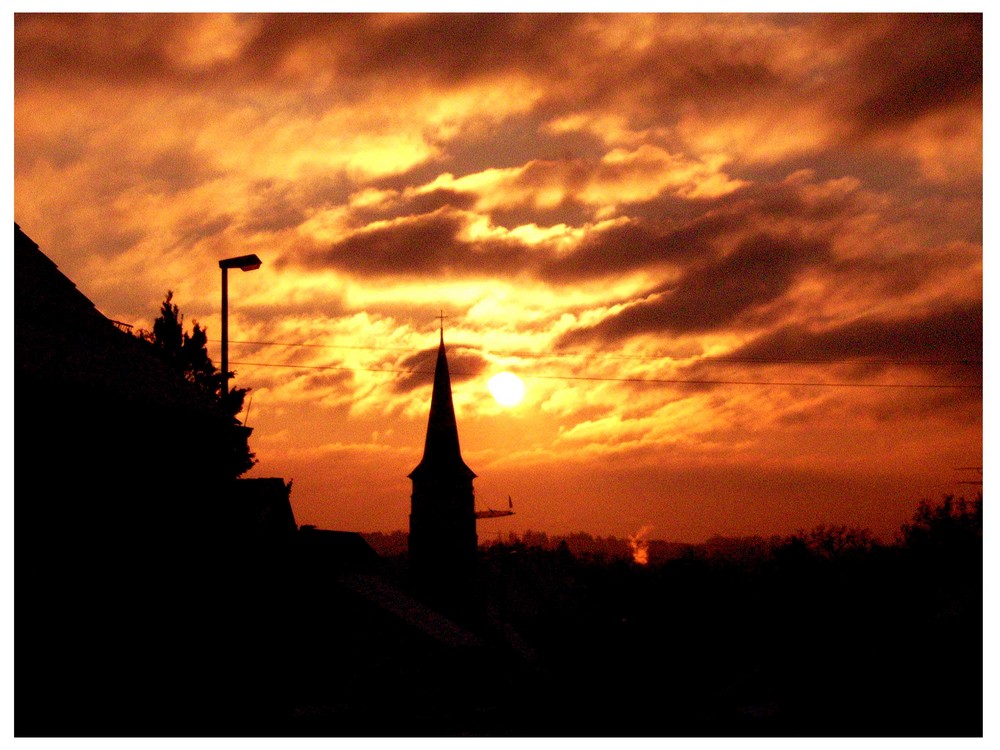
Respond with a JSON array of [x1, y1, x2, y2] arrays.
[[219, 254, 262, 271]]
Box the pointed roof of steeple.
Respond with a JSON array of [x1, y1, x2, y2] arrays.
[[409, 325, 476, 480]]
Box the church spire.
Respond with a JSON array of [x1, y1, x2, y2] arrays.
[[409, 319, 475, 481], [408, 317, 478, 608]]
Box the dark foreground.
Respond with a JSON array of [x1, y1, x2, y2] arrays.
[[17, 496, 981, 738]]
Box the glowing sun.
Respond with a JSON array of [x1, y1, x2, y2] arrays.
[[487, 371, 526, 407]]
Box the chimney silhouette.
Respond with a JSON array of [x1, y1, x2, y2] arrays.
[[408, 323, 477, 603]]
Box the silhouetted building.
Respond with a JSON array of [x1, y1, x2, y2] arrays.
[[229, 476, 298, 540], [288, 547, 504, 736], [297, 526, 381, 572], [408, 326, 477, 604], [16, 223, 530, 736], [14, 223, 278, 735]]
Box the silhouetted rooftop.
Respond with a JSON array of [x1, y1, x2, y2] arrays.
[[297, 527, 381, 572], [15, 223, 225, 415], [337, 573, 485, 650]]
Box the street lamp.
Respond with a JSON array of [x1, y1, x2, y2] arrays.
[[219, 254, 262, 403]]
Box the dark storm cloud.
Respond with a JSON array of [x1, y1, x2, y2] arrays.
[[391, 344, 489, 393], [289, 210, 530, 278], [558, 232, 831, 345], [139, 145, 222, 193], [17, 14, 980, 144], [240, 181, 311, 234], [664, 301, 982, 404], [834, 13, 982, 135], [83, 225, 148, 262], [538, 170, 873, 284], [740, 177, 865, 223], [830, 250, 981, 301], [852, 381, 982, 423], [15, 128, 92, 172], [543, 212, 743, 283], [453, 15, 784, 126], [398, 188, 479, 217], [730, 302, 982, 369], [291, 200, 743, 284], [13, 14, 576, 91], [71, 143, 222, 203], [15, 14, 179, 85], [328, 171, 826, 287], [487, 202, 598, 234], [236, 13, 576, 85], [769, 381, 979, 430], [514, 158, 593, 195], [439, 112, 609, 177], [565, 39, 779, 124], [285, 160, 919, 295], [6, 13, 790, 134], [302, 370, 353, 391], [187, 14, 774, 108], [350, 189, 478, 225], [246, 174, 357, 236], [173, 213, 234, 250], [288, 211, 463, 273]]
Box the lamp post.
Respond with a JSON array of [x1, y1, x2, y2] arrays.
[[219, 254, 262, 403]]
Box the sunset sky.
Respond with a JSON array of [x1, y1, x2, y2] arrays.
[[13, 12, 983, 543]]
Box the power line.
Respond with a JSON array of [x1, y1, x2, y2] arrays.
[[217, 338, 981, 368], [517, 374, 981, 389], [229, 359, 982, 390]]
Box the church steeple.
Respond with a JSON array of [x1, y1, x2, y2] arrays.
[[407, 320, 477, 606], [409, 325, 476, 483]]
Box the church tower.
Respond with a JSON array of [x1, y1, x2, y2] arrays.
[[408, 323, 478, 599]]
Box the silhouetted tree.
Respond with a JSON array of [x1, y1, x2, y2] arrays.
[[150, 290, 183, 358], [896, 493, 982, 614], [795, 523, 878, 559], [137, 290, 255, 476], [140, 291, 233, 400], [901, 493, 982, 550]]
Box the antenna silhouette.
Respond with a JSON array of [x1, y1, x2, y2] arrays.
[[953, 466, 982, 485], [475, 495, 515, 519]]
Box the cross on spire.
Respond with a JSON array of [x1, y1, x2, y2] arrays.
[[437, 309, 448, 343]]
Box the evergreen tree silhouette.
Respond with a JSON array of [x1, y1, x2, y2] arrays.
[[138, 290, 255, 475]]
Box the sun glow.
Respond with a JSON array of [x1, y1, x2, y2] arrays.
[[487, 371, 526, 407]]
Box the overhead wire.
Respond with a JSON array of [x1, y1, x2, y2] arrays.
[[217, 337, 982, 368], [228, 359, 982, 390]]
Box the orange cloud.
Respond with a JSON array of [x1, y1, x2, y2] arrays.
[[15, 13, 981, 541]]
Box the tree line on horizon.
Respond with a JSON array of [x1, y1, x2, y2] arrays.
[[354, 492, 982, 735], [361, 492, 980, 565], [478, 491, 982, 736]]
